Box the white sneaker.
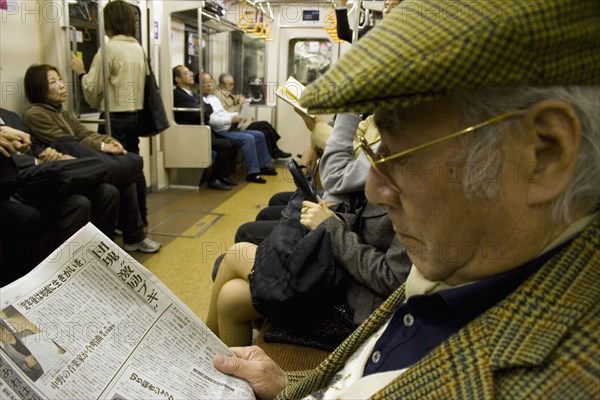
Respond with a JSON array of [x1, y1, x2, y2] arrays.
[[123, 238, 161, 253]]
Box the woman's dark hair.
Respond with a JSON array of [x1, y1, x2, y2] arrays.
[[104, 0, 137, 38], [24, 64, 59, 104]]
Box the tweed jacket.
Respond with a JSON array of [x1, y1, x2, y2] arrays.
[[278, 214, 600, 399]]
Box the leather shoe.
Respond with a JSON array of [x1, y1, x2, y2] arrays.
[[246, 174, 267, 183], [207, 179, 232, 190], [260, 166, 278, 176], [221, 177, 238, 186], [272, 149, 292, 159]]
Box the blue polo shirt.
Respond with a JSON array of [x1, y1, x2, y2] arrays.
[[363, 241, 570, 376]]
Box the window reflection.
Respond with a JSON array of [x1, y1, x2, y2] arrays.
[[288, 39, 332, 85]]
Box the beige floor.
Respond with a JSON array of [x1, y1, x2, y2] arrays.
[[126, 165, 295, 321]]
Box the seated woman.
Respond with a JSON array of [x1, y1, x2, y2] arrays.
[[22, 64, 160, 253], [207, 197, 411, 347]]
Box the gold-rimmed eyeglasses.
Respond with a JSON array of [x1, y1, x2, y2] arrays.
[[358, 110, 526, 189]]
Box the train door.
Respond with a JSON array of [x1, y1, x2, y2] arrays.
[[275, 26, 341, 157]]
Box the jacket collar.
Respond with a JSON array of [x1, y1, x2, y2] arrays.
[[384, 213, 600, 398], [485, 214, 600, 369], [280, 214, 600, 399], [27, 102, 62, 113]]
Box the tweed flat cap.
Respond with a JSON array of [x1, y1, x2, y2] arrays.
[[300, 0, 600, 114]]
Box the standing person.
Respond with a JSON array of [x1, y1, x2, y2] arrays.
[[214, 73, 291, 159], [211, 1, 600, 399], [202, 72, 277, 184], [172, 65, 239, 191], [69, 0, 148, 226]]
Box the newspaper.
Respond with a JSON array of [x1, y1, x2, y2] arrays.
[[237, 99, 254, 131], [239, 98, 252, 120], [0, 223, 255, 400], [275, 76, 313, 117]]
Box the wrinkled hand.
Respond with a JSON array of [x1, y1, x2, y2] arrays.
[[103, 139, 127, 155], [38, 147, 75, 162], [214, 346, 288, 400], [0, 126, 31, 157], [69, 53, 86, 76], [299, 145, 318, 174], [299, 198, 339, 230]]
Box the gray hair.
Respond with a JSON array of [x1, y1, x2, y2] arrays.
[[376, 86, 600, 224], [451, 86, 599, 224]]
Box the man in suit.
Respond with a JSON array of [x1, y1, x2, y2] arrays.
[[173, 65, 239, 191], [211, 1, 600, 399]]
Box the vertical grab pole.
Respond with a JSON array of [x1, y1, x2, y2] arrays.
[[198, 6, 205, 125], [97, 0, 112, 136], [63, 0, 79, 116], [351, 0, 360, 44]]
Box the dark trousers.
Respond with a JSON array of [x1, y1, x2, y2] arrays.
[[117, 182, 145, 245], [234, 191, 294, 244], [24, 183, 119, 242], [247, 121, 281, 156], [99, 112, 148, 224], [84, 183, 120, 239], [0, 201, 43, 285], [210, 133, 238, 181], [0, 187, 115, 285]]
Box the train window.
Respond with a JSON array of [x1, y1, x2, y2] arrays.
[[230, 32, 267, 104], [287, 39, 332, 85], [183, 27, 208, 77]]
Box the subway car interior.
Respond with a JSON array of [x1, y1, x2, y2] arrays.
[[1, 0, 600, 397], [0, 0, 384, 370]]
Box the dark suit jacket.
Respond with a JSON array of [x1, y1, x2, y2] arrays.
[[0, 109, 40, 199], [173, 87, 213, 125]]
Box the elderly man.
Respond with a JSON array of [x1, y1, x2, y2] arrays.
[[202, 72, 277, 184], [172, 65, 239, 190], [214, 73, 291, 159], [211, 0, 600, 399]]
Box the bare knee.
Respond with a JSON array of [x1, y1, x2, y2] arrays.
[[217, 279, 257, 321]]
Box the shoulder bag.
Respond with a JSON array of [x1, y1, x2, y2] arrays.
[[138, 54, 170, 137], [51, 136, 143, 187], [15, 157, 107, 204]]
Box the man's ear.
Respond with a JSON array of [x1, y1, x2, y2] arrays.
[[520, 99, 581, 206]]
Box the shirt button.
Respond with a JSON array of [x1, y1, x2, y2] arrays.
[[403, 313, 414, 327], [371, 350, 381, 364]]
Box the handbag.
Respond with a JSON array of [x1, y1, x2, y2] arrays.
[[249, 216, 348, 323], [137, 56, 170, 137], [15, 157, 107, 204]]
